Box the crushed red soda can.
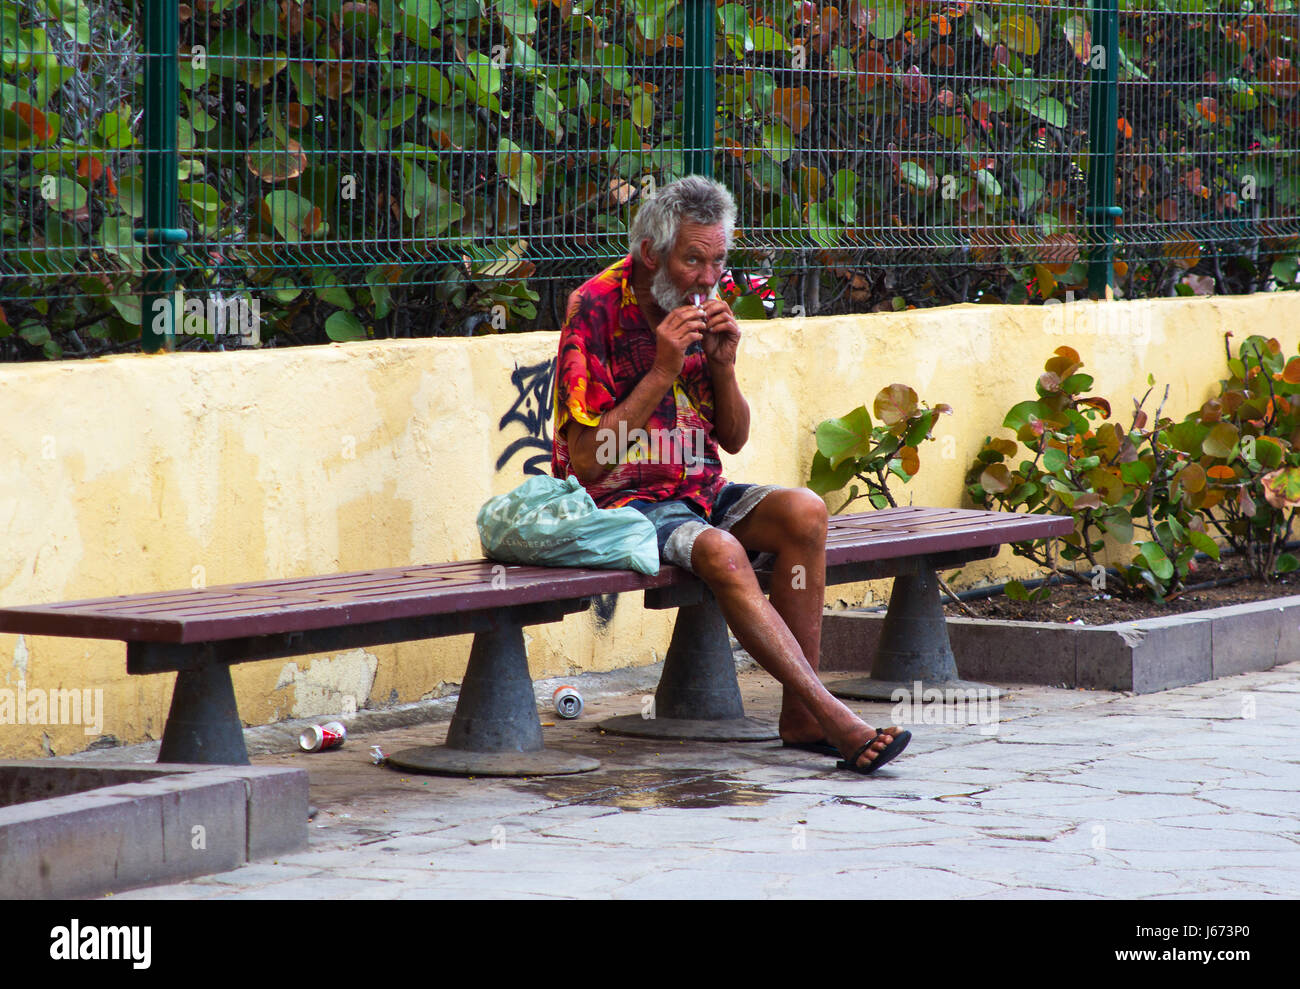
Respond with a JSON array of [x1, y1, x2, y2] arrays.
[[552, 685, 584, 719], [299, 721, 347, 752]]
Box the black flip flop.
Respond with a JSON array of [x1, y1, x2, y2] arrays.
[[781, 739, 840, 758], [836, 729, 912, 775]]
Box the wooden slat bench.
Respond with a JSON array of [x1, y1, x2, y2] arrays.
[[0, 506, 1071, 775]]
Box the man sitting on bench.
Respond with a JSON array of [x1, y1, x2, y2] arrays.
[[551, 175, 911, 774]]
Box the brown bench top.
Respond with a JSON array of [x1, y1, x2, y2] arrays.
[[0, 506, 1071, 645]]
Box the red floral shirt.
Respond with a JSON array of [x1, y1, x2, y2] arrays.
[[551, 255, 727, 513]]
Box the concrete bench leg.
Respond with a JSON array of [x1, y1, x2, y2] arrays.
[[387, 620, 600, 777], [158, 664, 250, 765], [828, 568, 1001, 702], [598, 594, 778, 741]]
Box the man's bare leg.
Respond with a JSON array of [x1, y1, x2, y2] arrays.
[[689, 525, 902, 770], [725, 489, 830, 744]]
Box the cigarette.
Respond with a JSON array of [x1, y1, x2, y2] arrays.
[[692, 285, 720, 308]]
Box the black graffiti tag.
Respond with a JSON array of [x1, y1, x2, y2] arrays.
[[496, 358, 555, 476]]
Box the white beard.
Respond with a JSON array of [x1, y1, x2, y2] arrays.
[[650, 264, 689, 312], [650, 265, 720, 312]]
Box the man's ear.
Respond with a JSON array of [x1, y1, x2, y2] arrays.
[[640, 240, 659, 272]]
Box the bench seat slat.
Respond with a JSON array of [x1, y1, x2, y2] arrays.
[[0, 507, 1072, 644]]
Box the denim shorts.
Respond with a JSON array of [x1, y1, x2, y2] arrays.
[[623, 483, 781, 574]]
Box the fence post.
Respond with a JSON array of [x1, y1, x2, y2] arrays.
[[683, 0, 715, 178], [136, 0, 184, 352], [1086, 0, 1121, 298]]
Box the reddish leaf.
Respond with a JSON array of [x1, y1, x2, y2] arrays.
[[1163, 231, 1201, 269], [300, 206, 324, 236], [980, 463, 1011, 493], [773, 86, 813, 133], [322, 64, 355, 99], [13, 102, 53, 142], [898, 66, 931, 103], [280, 0, 305, 34], [1042, 233, 1079, 274], [874, 383, 920, 426], [1077, 397, 1112, 418], [1261, 467, 1300, 509], [76, 155, 104, 181], [1133, 163, 1153, 196], [1242, 15, 1269, 49], [1045, 345, 1081, 378], [899, 445, 920, 475], [1238, 487, 1257, 517], [1267, 57, 1300, 96]]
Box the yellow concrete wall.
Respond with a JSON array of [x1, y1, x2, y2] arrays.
[[1, 293, 1295, 756]]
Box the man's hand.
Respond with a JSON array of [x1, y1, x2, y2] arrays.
[[701, 298, 740, 368], [651, 303, 707, 380]]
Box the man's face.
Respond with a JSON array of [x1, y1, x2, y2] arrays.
[[647, 221, 728, 312]]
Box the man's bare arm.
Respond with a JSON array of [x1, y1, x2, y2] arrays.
[[566, 366, 676, 484], [565, 301, 709, 483]]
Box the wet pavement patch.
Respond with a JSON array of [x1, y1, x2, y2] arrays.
[[514, 769, 773, 810]]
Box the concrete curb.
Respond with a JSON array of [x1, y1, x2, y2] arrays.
[[820, 594, 1300, 693], [0, 762, 308, 899]]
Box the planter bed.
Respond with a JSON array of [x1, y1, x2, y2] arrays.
[[820, 592, 1300, 694]]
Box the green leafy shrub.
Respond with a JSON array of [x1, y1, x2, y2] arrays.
[[1167, 333, 1300, 580], [808, 383, 950, 513], [966, 345, 1216, 600]]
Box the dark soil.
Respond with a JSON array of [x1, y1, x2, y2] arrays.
[[942, 552, 1300, 626]]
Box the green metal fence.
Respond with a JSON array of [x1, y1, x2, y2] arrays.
[[1, 0, 1297, 357]]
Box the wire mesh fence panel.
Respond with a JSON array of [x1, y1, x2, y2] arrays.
[[187, 0, 702, 339], [0, 0, 143, 355], [721, 1, 1097, 314], [1110, 2, 1300, 298], [0, 0, 1297, 358]]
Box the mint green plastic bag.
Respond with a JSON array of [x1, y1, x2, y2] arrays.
[[476, 475, 660, 575]]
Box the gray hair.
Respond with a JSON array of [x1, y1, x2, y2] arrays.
[[629, 175, 737, 264]]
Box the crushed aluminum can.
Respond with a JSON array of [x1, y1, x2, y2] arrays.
[[552, 685, 584, 719], [369, 745, 387, 765], [299, 721, 347, 752]]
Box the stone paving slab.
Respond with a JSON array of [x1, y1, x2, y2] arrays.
[[103, 659, 1300, 900]]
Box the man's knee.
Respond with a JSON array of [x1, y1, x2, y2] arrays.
[[777, 488, 829, 547], [690, 528, 757, 590]]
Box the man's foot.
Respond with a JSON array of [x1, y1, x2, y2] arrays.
[[781, 720, 908, 771], [832, 724, 908, 772], [777, 698, 824, 747]]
